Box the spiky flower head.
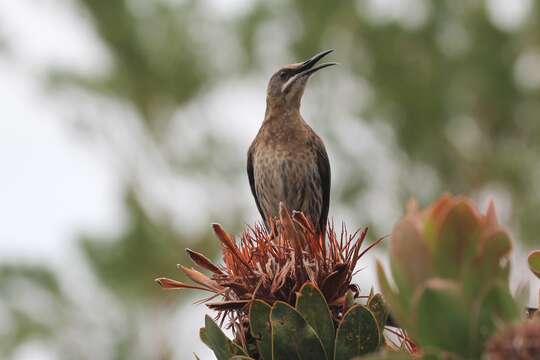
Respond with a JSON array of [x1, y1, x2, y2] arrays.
[[156, 204, 379, 326], [485, 319, 540, 359]]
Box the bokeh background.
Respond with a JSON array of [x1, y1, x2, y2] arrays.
[[1, 0, 539, 358]]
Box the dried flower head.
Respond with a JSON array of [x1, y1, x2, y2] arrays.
[[485, 318, 540, 359], [156, 204, 379, 325]]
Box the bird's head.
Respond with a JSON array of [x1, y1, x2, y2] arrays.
[[266, 49, 337, 111]]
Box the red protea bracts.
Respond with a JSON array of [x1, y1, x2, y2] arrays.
[[156, 204, 379, 325]]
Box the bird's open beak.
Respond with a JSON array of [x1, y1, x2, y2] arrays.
[[282, 49, 337, 92], [295, 49, 337, 76]]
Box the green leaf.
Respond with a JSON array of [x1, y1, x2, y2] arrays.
[[413, 279, 470, 356], [295, 283, 335, 358], [480, 230, 512, 271], [270, 301, 327, 360], [390, 216, 432, 292], [345, 289, 355, 308], [528, 250, 540, 279], [249, 300, 272, 360], [376, 260, 409, 330], [421, 349, 460, 360], [334, 304, 380, 360], [230, 357, 255, 360], [360, 351, 418, 360], [200, 327, 209, 346], [200, 315, 246, 360], [471, 282, 519, 356], [433, 200, 480, 279], [464, 229, 512, 300], [367, 293, 389, 333]]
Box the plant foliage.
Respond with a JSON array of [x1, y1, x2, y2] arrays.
[[377, 195, 520, 358]]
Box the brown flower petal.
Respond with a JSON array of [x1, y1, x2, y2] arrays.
[[186, 248, 223, 274], [321, 263, 348, 301], [178, 265, 223, 291], [154, 278, 214, 292], [212, 223, 250, 269]]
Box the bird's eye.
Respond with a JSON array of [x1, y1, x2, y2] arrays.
[[279, 71, 287, 79]]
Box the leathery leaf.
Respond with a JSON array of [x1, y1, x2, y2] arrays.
[[296, 283, 335, 358], [529, 250, 540, 279], [414, 279, 469, 356], [249, 300, 272, 360], [367, 293, 389, 336], [334, 304, 380, 360], [270, 301, 327, 360], [200, 315, 246, 360]]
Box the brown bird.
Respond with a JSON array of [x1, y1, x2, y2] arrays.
[[247, 49, 336, 234]]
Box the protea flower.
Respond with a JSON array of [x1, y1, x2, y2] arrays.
[[157, 204, 377, 316], [484, 318, 540, 359], [156, 204, 395, 359]]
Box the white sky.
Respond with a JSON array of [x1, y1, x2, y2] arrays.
[[0, 0, 119, 264]]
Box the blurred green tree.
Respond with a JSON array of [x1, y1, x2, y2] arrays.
[[234, 0, 540, 244]]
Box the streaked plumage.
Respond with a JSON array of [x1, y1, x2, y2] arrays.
[[247, 50, 335, 234]]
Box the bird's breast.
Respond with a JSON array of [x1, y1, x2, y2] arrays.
[[252, 146, 321, 220]]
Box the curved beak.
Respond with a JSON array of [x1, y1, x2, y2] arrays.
[[282, 49, 337, 92], [295, 49, 337, 76]]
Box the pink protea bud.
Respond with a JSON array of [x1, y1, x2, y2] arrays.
[[389, 194, 511, 292]]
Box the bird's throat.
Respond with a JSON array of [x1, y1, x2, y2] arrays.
[[264, 103, 301, 125]]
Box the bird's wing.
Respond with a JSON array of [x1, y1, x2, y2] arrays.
[[247, 147, 266, 224], [316, 144, 331, 233]]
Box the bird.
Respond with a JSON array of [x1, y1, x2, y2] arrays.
[[247, 49, 336, 235]]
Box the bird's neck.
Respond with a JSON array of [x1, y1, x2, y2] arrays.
[[264, 101, 302, 125]]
